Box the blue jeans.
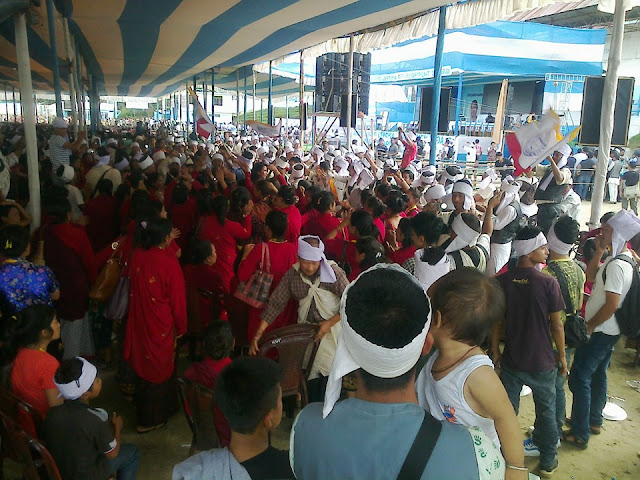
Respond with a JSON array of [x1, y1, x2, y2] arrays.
[[107, 443, 140, 480], [500, 365, 558, 467], [568, 332, 620, 443], [555, 348, 574, 434], [574, 175, 592, 199]]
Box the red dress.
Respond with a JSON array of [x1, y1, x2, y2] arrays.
[[278, 205, 302, 244], [183, 263, 228, 330], [170, 197, 198, 250], [301, 212, 341, 240], [237, 241, 298, 339], [199, 214, 252, 294], [389, 245, 417, 266], [84, 195, 118, 252], [124, 247, 187, 384]]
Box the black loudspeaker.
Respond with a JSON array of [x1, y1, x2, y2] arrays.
[[340, 94, 357, 128], [418, 87, 451, 133], [579, 76, 635, 146], [315, 53, 371, 115]]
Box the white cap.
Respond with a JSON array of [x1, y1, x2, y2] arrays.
[[189, 140, 198, 147], [424, 184, 446, 201], [52, 117, 68, 129], [166, 135, 174, 143], [291, 163, 305, 179], [60, 165, 75, 183], [169, 157, 181, 166], [285, 146, 294, 154], [153, 150, 166, 162], [105, 138, 117, 147], [114, 158, 130, 171], [212, 153, 224, 162], [257, 146, 268, 155], [276, 157, 289, 169], [139, 156, 153, 170]]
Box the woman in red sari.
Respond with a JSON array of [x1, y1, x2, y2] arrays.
[[124, 217, 186, 433], [198, 195, 252, 294], [301, 191, 343, 241], [84, 178, 118, 252], [43, 200, 97, 359], [238, 210, 298, 340], [274, 185, 301, 244]]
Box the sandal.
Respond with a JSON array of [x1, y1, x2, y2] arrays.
[[136, 422, 166, 434], [562, 430, 588, 450]]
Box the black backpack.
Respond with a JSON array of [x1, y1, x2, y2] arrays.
[[602, 254, 640, 338]]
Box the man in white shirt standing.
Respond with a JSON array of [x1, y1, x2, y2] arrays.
[[567, 210, 640, 449]]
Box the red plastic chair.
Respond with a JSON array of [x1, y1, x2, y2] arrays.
[[258, 324, 320, 408], [0, 386, 42, 438]]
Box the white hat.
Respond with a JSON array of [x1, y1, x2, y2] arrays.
[[105, 138, 117, 147], [312, 145, 323, 156], [276, 157, 289, 169], [54, 357, 97, 400], [424, 184, 446, 201], [114, 158, 130, 171], [257, 146, 268, 155], [52, 117, 68, 129], [419, 170, 435, 186], [138, 156, 153, 170], [557, 144, 572, 157], [189, 140, 198, 147], [169, 157, 181, 166], [334, 157, 348, 172], [291, 163, 305, 180], [96, 153, 111, 166], [153, 150, 166, 162], [212, 153, 224, 162], [406, 131, 417, 142], [285, 146, 294, 154], [166, 135, 174, 143], [60, 165, 75, 183], [130, 142, 140, 149]]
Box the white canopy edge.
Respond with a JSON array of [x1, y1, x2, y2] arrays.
[[254, 0, 639, 75]]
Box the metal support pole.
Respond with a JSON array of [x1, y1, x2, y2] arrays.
[[285, 95, 289, 132], [429, 6, 447, 166], [260, 98, 264, 123], [186, 82, 190, 136], [62, 17, 78, 137], [243, 66, 248, 131], [211, 69, 215, 120], [455, 73, 463, 136], [192, 76, 197, 136], [46, 0, 63, 117], [203, 79, 207, 113], [75, 40, 85, 132], [252, 71, 256, 121], [590, 0, 625, 227], [12, 86, 16, 120], [268, 61, 273, 125], [14, 12, 40, 230], [4, 85, 8, 121], [300, 49, 305, 146], [235, 70, 240, 127], [346, 35, 355, 149]]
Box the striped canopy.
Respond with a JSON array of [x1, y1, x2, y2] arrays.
[[0, 0, 446, 97]]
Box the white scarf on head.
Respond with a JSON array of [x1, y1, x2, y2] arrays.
[[452, 181, 475, 211], [414, 249, 450, 294], [323, 263, 431, 418], [445, 214, 480, 253], [607, 210, 640, 256], [547, 223, 573, 255], [54, 357, 97, 400], [513, 232, 547, 257]]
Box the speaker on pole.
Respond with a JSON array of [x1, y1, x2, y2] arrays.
[[418, 87, 451, 133], [578, 76, 635, 146], [315, 52, 371, 114]]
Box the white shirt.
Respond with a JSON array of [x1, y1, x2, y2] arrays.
[[66, 184, 84, 223], [587, 251, 634, 336]]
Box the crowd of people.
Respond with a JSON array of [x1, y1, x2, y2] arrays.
[[0, 116, 638, 480]]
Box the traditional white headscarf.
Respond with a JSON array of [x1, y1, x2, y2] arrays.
[[298, 235, 336, 283], [608, 210, 640, 256], [424, 184, 446, 201], [445, 214, 481, 253], [54, 357, 97, 400], [513, 232, 547, 257], [546, 222, 573, 255], [323, 263, 431, 417], [452, 180, 475, 210]]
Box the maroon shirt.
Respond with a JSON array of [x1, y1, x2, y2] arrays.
[[497, 266, 565, 373]]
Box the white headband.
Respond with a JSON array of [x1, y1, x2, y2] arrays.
[[114, 158, 129, 171], [608, 209, 640, 256], [445, 214, 481, 253], [443, 168, 463, 183], [452, 181, 474, 210], [97, 154, 110, 166], [546, 223, 573, 255], [298, 236, 336, 283], [323, 263, 431, 417], [513, 232, 547, 257], [54, 357, 97, 400], [424, 184, 446, 201], [139, 157, 153, 170]]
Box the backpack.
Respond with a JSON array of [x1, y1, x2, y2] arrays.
[[546, 261, 589, 347], [602, 254, 640, 338]]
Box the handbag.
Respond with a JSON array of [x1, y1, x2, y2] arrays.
[[89, 240, 123, 302], [546, 262, 589, 348], [234, 244, 274, 309], [103, 276, 130, 321]]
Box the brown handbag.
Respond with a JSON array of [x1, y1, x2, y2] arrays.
[[89, 240, 123, 302]]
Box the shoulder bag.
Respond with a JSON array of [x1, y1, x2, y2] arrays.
[[234, 243, 274, 309]]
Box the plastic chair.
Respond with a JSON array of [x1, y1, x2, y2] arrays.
[[258, 324, 320, 408], [0, 386, 42, 438], [176, 377, 220, 457]]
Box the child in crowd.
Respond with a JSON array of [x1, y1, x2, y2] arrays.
[[183, 321, 234, 447], [416, 268, 526, 480], [352, 236, 388, 281], [173, 357, 294, 480], [43, 357, 140, 480]]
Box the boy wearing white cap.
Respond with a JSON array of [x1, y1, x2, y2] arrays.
[[43, 357, 140, 480], [567, 210, 640, 450], [493, 226, 566, 477], [291, 264, 505, 479]]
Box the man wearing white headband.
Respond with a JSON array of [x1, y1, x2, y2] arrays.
[[250, 236, 349, 383], [450, 179, 475, 212], [541, 215, 585, 453], [568, 209, 640, 450], [493, 225, 566, 476], [534, 144, 573, 234], [49, 116, 86, 171], [43, 357, 140, 480], [444, 207, 496, 273], [487, 183, 523, 275], [291, 264, 505, 479]]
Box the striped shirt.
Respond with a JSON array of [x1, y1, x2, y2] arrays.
[[48, 134, 71, 170]]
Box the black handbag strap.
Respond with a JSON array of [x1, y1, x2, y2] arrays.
[[546, 261, 576, 314], [91, 167, 112, 199], [396, 413, 442, 480]]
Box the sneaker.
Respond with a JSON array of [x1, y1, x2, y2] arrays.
[[524, 438, 540, 457], [539, 458, 559, 477], [527, 428, 562, 448]]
